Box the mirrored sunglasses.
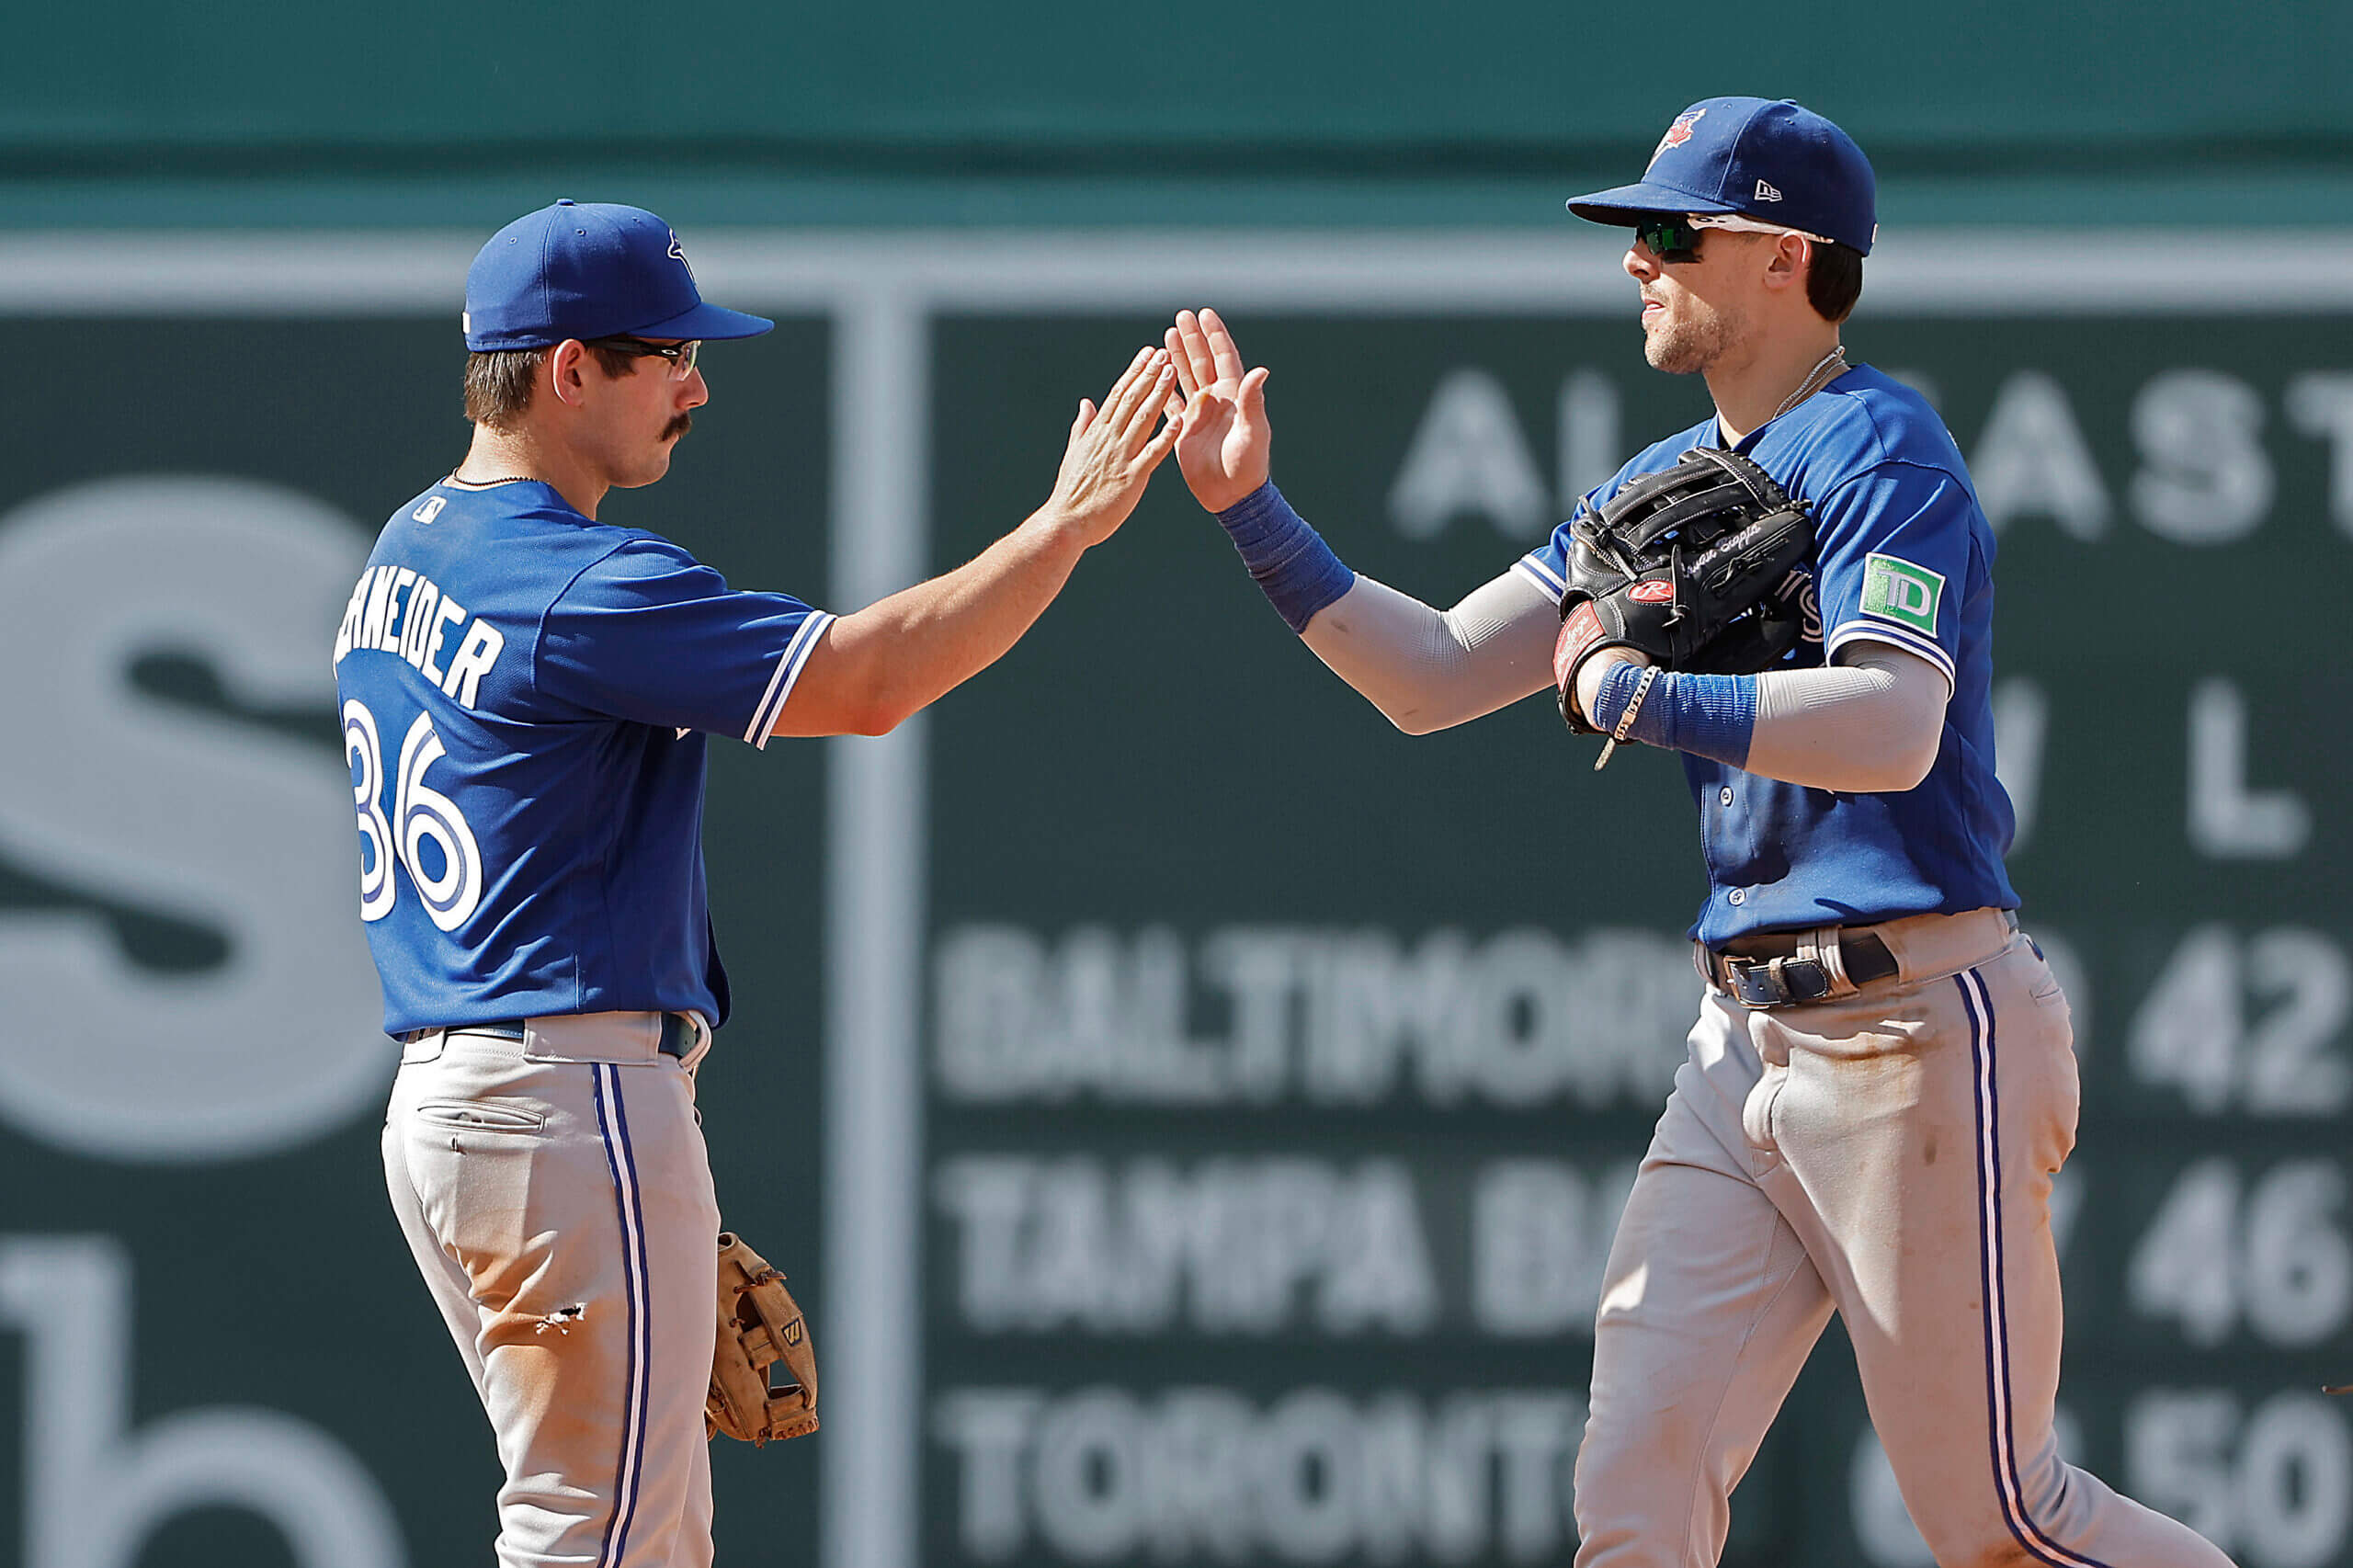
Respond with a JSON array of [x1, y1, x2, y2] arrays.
[[1632, 213, 1836, 264]]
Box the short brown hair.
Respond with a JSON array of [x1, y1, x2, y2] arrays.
[[462, 342, 644, 429], [1806, 241, 1864, 324]]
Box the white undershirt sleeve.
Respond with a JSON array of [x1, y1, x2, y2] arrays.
[[1298, 569, 1561, 734], [1744, 642, 1950, 792]]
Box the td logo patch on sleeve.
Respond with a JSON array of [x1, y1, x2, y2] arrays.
[[1859, 553, 1945, 635]]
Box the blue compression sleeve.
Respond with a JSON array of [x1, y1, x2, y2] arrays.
[[1590, 663, 1758, 768], [1216, 481, 1357, 634]]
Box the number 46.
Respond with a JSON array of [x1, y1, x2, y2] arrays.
[[342, 698, 483, 932], [2128, 1158, 2350, 1348]]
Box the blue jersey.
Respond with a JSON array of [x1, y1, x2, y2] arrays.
[[332, 480, 832, 1036], [1516, 365, 2019, 945]]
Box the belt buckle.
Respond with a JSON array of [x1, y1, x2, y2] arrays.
[[1724, 953, 1830, 1008], [1731, 957, 1790, 1007]]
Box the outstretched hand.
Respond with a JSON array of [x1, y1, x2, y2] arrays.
[[1041, 347, 1181, 550], [1165, 308, 1271, 513]]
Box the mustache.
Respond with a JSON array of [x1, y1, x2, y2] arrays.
[[663, 412, 693, 442]]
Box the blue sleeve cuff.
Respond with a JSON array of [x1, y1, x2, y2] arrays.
[[1215, 481, 1357, 635], [1591, 663, 1757, 768]]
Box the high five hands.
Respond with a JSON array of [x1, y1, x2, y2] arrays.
[[1165, 308, 1272, 513], [1045, 310, 1268, 544]]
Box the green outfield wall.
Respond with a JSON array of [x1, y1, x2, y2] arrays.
[[12, 0, 2351, 165], [7, 0, 2353, 229]]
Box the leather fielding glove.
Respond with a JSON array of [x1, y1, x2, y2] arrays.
[[707, 1231, 818, 1445], [1553, 448, 1816, 733]]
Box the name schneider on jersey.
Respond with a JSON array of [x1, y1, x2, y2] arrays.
[[330, 560, 506, 708]]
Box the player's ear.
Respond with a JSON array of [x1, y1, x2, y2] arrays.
[[1762, 234, 1810, 293], [547, 339, 591, 408]]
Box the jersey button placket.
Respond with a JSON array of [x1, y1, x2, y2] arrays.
[[1719, 786, 1734, 807]]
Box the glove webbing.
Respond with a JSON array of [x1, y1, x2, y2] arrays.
[[1596, 455, 1791, 559]]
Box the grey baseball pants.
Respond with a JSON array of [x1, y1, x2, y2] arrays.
[[1572, 908, 2237, 1568], [382, 1013, 721, 1568]]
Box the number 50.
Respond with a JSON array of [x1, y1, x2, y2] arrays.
[[342, 699, 483, 932]]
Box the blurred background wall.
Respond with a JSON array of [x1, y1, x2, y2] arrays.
[[2, 5, 2349, 1566], [7, 0, 2353, 228]]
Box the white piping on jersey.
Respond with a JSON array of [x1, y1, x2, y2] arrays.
[[1512, 555, 1569, 600], [746, 610, 837, 750], [1825, 619, 1956, 691]]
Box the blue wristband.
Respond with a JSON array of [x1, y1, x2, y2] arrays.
[[1215, 481, 1357, 634], [1591, 663, 1758, 768]]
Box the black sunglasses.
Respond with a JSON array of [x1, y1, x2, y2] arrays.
[[1632, 215, 1706, 264], [581, 336, 701, 377]]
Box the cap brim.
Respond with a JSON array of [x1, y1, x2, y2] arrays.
[[630, 301, 777, 341], [1563, 180, 1742, 226]]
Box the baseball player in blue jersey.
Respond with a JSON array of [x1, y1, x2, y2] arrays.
[[1165, 101, 2237, 1566], [336, 200, 1176, 1567]]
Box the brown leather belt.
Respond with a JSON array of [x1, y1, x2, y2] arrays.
[[1698, 927, 1899, 1008]]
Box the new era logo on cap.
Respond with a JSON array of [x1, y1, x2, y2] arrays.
[[1755, 179, 1782, 201]]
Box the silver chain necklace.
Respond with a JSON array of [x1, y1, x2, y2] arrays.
[[1769, 345, 1848, 423]]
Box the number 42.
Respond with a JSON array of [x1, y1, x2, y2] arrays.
[[2128, 926, 2351, 1114]]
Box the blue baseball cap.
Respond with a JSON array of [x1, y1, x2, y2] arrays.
[[1566, 98, 1877, 256], [462, 199, 774, 351]]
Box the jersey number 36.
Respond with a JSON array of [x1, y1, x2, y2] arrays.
[[343, 699, 483, 932]]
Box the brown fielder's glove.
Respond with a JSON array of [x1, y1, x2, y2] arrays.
[[707, 1231, 819, 1444]]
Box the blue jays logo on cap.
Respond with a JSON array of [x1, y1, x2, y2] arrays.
[[461, 199, 772, 352], [1568, 97, 1878, 256], [1652, 108, 1706, 164]]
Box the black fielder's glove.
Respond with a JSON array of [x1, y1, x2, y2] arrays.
[[1552, 448, 1816, 734]]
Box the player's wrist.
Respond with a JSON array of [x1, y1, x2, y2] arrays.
[[1018, 504, 1107, 558], [1211, 482, 1355, 635], [1576, 649, 1651, 727], [1194, 467, 1269, 514], [1582, 656, 1644, 732], [1210, 477, 1280, 528]]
